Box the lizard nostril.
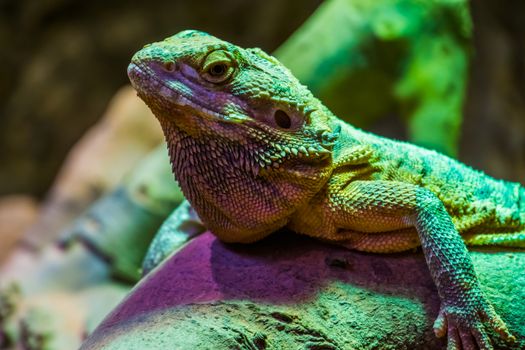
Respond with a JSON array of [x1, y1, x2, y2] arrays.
[[162, 61, 175, 72]]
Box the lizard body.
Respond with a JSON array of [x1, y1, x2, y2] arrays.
[[128, 30, 524, 349]]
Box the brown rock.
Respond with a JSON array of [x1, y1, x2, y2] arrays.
[[0, 195, 38, 263], [23, 86, 163, 249]]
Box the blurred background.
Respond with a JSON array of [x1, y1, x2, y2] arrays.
[[0, 0, 323, 197], [1, 0, 523, 199], [0, 0, 524, 348]]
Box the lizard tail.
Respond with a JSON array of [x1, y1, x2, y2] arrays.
[[464, 231, 525, 248], [463, 184, 525, 249]]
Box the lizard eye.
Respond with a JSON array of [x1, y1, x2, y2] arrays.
[[201, 50, 235, 83], [209, 63, 226, 76]]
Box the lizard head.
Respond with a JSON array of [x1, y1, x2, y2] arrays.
[[127, 30, 339, 241], [128, 30, 339, 169]]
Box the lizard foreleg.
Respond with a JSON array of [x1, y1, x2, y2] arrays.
[[142, 200, 205, 275], [328, 180, 516, 350]]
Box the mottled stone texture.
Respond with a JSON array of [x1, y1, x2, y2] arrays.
[[82, 232, 525, 349]]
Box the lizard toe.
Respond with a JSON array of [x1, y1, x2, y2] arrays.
[[479, 305, 516, 343], [437, 302, 511, 350], [434, 306, 448, 338], [458, 326, 478, 350], [447, 322, 461, 350], [472, 327, 493, 350]]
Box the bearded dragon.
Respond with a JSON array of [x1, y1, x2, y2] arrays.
[[127, 30, 524, 349]]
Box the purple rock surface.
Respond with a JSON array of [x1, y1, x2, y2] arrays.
[[81, 231, 525, 349]]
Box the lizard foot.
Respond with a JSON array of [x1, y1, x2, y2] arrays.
[[433, 300, 516, 350]]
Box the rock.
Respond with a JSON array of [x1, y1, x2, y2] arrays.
[[59, 145, 185, 282], [81, 232, 525, 349], [23, 86, 163, 250], [0, 195, 38, 263], [0, 244, 129, 350]]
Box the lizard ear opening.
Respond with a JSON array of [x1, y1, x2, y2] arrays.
[[274, 109, 291, 129]]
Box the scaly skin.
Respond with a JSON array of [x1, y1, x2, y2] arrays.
[[127, 30, 524, 349]]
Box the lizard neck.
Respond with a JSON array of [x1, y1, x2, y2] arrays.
[[162, 120, 333, 243]]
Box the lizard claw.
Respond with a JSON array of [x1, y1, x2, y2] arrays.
[[433, 300, 516, 350]]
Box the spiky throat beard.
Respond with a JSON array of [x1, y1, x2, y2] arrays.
[[153, 110, 333, 243]]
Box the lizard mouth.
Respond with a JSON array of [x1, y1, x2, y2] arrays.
[[127, 62, 247, 124]]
